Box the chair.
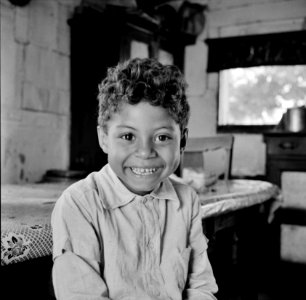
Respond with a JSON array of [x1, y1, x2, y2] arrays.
[[180, 135, 234, 186]]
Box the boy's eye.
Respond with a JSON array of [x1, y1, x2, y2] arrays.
[[121, 133, 135, 141], [155, 135, 171, 142]]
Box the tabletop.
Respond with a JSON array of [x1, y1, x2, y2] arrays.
[[199, 179, 281, 219], [1, 179, 281, 266]]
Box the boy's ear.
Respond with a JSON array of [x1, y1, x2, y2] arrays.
[[97, 126, 109, 154], [180, 128, 188, 151]]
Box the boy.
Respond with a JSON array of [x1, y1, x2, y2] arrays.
[[51, 58, 218, 300]]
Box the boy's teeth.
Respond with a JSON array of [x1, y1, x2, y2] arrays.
[[131, 167, 157, 175]]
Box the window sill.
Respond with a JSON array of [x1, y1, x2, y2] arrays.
[[217, 125, 276, 134]]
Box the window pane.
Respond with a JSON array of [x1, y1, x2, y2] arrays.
[[219, 65, 306, 126]]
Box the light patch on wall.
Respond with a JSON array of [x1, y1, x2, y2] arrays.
[[130, 40, 148, 59], [185, 41, 207, 96], [231, 134, 266, 177]]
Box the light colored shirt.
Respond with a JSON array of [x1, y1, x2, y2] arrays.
[[51, 164, 218, 300]]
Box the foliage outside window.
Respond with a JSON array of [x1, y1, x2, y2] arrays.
[[218, 65, 306, 130]]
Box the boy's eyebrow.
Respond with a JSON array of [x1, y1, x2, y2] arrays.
[[115, 125, 176, 131], [116, 125, 135, 129], [116, 125, 137, 130], [155, 126, 176, 131]]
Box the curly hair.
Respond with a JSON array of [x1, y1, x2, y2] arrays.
[[97, 58, 190, 132]]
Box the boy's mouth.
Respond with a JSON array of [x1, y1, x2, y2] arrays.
[[130, 167, 159, 176]]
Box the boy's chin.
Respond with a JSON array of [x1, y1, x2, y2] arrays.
[[125, 180, 162, 196], [133, 190, 153, 196], [127, 183, 157, 196]]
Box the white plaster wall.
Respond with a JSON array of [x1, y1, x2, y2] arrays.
[[185, 41, 217, 137], [1, 0, 80, 183], [184, 0, 306, 177]]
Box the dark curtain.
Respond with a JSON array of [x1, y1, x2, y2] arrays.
[[206, 30, 306, 72]]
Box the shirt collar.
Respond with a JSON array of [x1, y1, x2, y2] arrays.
[[97, 164, 180, 210]]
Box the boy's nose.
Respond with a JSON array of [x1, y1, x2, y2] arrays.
[[136, 140, 155, 159]]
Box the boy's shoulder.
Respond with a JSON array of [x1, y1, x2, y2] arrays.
[[57, 170, 105, 208], [169, 174, 196, 193], [168, 174, 198, 203], [57, 164, 134, 210], [64, 171, 100, 195]]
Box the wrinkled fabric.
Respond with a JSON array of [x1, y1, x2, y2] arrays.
[[51, 164, 218, 300]]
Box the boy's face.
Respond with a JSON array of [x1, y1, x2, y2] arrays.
[[98, 101, 186, 195]]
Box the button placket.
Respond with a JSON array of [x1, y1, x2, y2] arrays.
[[140, 196, 165, 296]]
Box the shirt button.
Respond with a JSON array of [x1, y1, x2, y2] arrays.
[[146, 195, 153, 202], [149, 241, 155, 250]]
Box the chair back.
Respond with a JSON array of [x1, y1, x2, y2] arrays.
[[181, 135, 234, 183]]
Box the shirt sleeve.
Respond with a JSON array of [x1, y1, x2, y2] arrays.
[[51, 191, 110, 300], [185, 192, 218, 300]]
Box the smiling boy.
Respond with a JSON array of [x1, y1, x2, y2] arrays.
[[51, 58, 218, 300]]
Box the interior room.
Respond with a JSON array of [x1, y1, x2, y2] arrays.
[[1, 0, 306, 299]]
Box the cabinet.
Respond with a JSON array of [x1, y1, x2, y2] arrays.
[[68, 7, 122, 172], [264, 132, 306, 187], [263, 132, 306, 296]]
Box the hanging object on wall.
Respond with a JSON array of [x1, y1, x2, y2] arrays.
[[8, 0, 31, 6], [178, 1, 206, 36], [134, 0, 206, 37]]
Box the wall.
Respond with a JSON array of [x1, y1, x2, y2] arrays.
[[185, 0, 306, 177], [1, 0, 80, 183], [1, 0, 305, 183]]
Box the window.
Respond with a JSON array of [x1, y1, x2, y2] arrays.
[[206, 30, 306, 133], [218, 65, 306, 127]]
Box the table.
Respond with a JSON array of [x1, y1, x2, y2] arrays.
[[199, 180, 281, 300], [1, 182, 70, 266], [1, 179, 281, 266], [200, 179, 281, 219]]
